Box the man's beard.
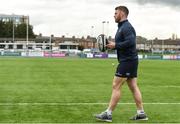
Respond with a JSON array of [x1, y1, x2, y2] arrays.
[[115, 18, 121, 23]]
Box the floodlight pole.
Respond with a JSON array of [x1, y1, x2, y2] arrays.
[[151, 40, 154, 55], [102, 21, 106, 35], [26, 15, 29, 56], [106, 21, 109, 37], [162, 40, 164, 55], [26, 15, 29, 46], [50, 35, 52, 57], [144, 41, 146, 52], [91, 26, 94, 37], [12, 15, 15, 42]]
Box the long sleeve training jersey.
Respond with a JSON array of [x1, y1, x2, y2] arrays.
[[115, 20, 138, 62]]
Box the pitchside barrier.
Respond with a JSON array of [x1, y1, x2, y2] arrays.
[[21, 51, 44, 57], [0, 51, 21, 56], [144, 55, 162, 59], [0, 51, 180, 60], [82, 53, 180, 60], [44, 52, 66, 57]]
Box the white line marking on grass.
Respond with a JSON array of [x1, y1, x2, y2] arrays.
[[143, 85, 180, 88], [0, 102, 180, 106], [0, 123, 177, 124], [161, 85, 180, 88]]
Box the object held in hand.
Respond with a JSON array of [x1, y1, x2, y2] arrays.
[[97, 34, 108, 52]]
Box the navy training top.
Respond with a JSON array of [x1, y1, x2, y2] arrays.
[[115, 20, 138, 62]]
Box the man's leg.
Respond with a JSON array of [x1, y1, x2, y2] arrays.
[[108, 76, 127, 111], [127, 78, 143, 110], [95, 76, 127, 122], [127, 78, 148, 120]]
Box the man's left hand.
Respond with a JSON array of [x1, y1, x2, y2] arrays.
[[106, 41, 115, 49]]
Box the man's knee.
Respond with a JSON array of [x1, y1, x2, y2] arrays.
[[112, 77, 126, 90], [112, 81, 119, 90], [127, 78, 138, 92]]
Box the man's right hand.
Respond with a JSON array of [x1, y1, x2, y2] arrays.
[[106, 41, 115, 49]]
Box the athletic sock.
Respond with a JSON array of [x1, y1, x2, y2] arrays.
[[105, 108, 112, 115], [137, 110, 145, 115]]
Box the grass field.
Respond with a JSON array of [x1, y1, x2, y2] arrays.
[[0, 57, 180, 123]]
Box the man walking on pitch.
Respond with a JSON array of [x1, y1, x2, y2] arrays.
[[94, 6, 148, 122]]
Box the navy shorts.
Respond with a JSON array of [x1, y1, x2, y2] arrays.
[[115, 59, 138, 78]]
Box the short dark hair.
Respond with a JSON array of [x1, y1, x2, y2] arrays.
[[115, 6, 129, 16]]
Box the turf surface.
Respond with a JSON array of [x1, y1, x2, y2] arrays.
[[0, 58, 179, 123]]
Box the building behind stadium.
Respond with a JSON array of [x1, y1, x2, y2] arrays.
[[0, 14, 180, 55]]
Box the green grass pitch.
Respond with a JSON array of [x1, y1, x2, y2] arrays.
[[0, 57, 180, 123]]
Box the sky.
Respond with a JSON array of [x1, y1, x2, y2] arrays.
[[0, 0, 180, 39]]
